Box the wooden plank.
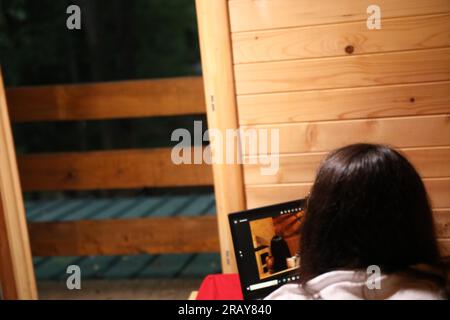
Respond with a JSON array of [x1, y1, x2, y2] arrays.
[[238, 81, 450, 125], [244, 152, 324, 185], [6, 77, 205, 122], [228, 0, 450, 32], [434, 209, 450, 238], [28, 213, 448, 258], [196, 0, 246, 273], [241, 115, 450, 155], [188, 291, 199, 300], [404, 148, 450, 180], [439, 239, 450, 257], [244, 146, 450, 184], [233, 14, 450, 63], [28, 216, 220, 256], [234, 48, 450, 95], [18, 147, 213, 191], [246, 183, 312, 209], [425, 178, 450, 208], [0, 71, 37, 299], [245, 178, 450, 209]]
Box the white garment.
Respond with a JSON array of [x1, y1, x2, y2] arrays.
[[265, 270, 445, 300]]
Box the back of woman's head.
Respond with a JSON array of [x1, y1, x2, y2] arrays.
[[299, 143, 442, 283]]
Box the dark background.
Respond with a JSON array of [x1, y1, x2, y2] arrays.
[[0, 0, 205, 155], [1, 0, 200, 85], [0, 0, 208, 198]]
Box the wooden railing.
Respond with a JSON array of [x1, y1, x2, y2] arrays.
[[18, 148, 212, 191], [6, 76, 220, 257], [7, 76, 205, 122]]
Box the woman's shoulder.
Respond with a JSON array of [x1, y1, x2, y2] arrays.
[[263, 270, 446, 300]]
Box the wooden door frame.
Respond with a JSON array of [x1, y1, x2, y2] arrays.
[[0, 70, 37, 299], [196, 0, 246, 273]]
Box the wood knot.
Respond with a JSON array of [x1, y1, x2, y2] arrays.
[[345, 45, 354, 54], [410, 97, 415, 103], [66, 170, 77, 180]]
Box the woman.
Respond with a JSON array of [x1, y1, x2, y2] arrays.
[[268, 235, 291, 273], [266, 144, 447, 300]]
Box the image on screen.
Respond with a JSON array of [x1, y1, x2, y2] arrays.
[[249, 210, 304, 280]]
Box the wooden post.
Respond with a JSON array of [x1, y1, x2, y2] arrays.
[[196, 0, 246, 273], [0, 70, 37, 299]]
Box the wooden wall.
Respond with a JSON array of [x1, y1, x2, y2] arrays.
[[227, 0, 450, 259]]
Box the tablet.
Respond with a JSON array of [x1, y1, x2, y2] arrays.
[[229, 199, 306, 300]]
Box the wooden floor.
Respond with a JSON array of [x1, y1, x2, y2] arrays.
[[38, 279, 203, 300], [25, 193, 221, 281]]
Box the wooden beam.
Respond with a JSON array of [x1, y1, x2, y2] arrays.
[[241, 115, 450, 155], [245, 178, 450, 209], [28, 216, 220, 256], [28, 215, 448, 258], [232, 14, 450, 63], [434, 209, 450, 238], [244, 146, 450, 184], [18, 147, 213, 191], [438, 239, 450, 258], [6, 77, 205, 122], [0, 71, 37, 299], [196, 0, 246, 273], [228, 0, 450, 32], [234, 48, 450, 95], [237, 81, 450, 125]]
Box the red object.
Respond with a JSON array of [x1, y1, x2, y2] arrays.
[[196, 274, 244, 300]]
